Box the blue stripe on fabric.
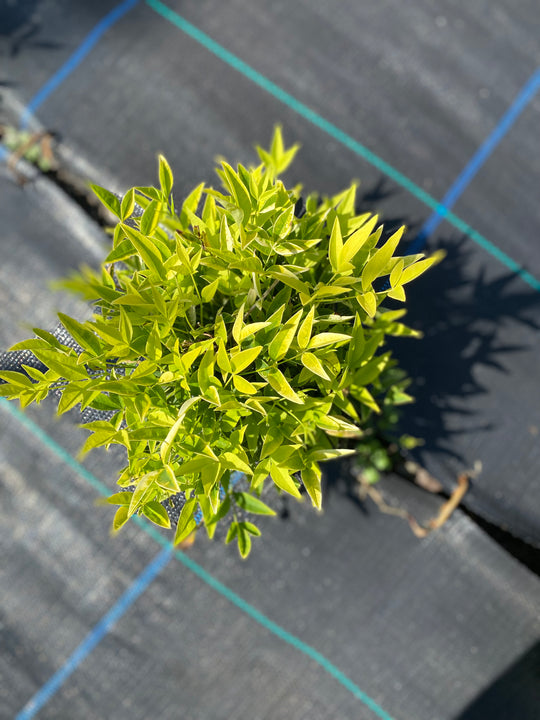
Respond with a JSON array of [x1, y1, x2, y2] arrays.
[[0, 399, 395, 720], [20, 0, 140, 129], [15, 545, 172, 720], [408, 66, 540, 255]]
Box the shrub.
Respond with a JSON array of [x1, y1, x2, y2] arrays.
[[0, 128, 441, 556]]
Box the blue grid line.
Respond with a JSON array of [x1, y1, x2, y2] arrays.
[[15, 545, 173, 720], [20, 0, 140, 129], [408, 66, 540, 255]]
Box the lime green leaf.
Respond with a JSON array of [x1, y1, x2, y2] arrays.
[[301, 465, 322, 510], [329, 216, 343, 273], [33, 349, 88, 381], [390, 257, 404, 287], [265, 368, 303, 404], [140, 199, 162, 236], [174, 498, 198, 545], [400, 250, 445, 285], [121, 223, 165, 278], [309, 448, 356, 462], [158, 154, 174, 197], [340, 215, 379, 265], [233, 374, 257, 395], [274, 204, 294, 239], [236, 524, 252, 558], [230, 345, 262, 374], [268, 308, 302, 361], [242, 521, 262, 536], [160, 396, 201, 462], [142, 500, 171, 529], [221, 451, 252, 475], [177, 455, 218, 476], [232, 302, 245, 345], [111, 506, 129, 533], [356, 291, 377, 317], [387, 285, 406, 302], [239, 321, 271, 341], [216, 339, 232, 375], [234, 492, 276, 516], [308, 332, 351, 349], [91, 184, 121, 218], [297, 306, 315, 350], [267, 267, 310, 296], [201, 278, 219, 302], [301, 352, 330, 380], [270, 462, 301, 498], [362, 226, 404, 290], [120, 188, 136, 220]]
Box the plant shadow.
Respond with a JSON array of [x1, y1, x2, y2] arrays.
[[454, 641, 540, 720], [323, 177, 540, 503], [0, 0, 63, 59]]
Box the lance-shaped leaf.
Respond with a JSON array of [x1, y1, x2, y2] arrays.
[[308, 332, 351, 350], [91, 184, 121, 218], [160, 396, 201, 462], [232, 302, 245, 345], [142, 500, 171, 529], [301, 352, 331, 381], [297, 306, 315, 350], [362, 226, 405, 290], [301, 464, 323, 510], [121, 223, 165, 278], [270, 462, 301, 499], [174, 498, 198, 545], [158, 154, 174, 196], [268, 308, 302, 361], [233, 374, 257, 395], [230, 345, 262, 374], [234, 492, 276, 516], [265, 367, 303, 404], [400, 250, 445, 285], [328, 216, 343, 273], [340, 215, 379, 265]]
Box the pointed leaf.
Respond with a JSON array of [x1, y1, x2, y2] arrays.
[[268, 309, 303, 361], [301, 352, 330, 380]]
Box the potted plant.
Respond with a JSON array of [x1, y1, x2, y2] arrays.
[[0, 128, 441, 556]]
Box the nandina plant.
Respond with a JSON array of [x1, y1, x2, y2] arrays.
[[0, 128, 441, 557]]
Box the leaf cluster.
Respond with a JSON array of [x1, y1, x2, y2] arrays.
[[0, 128, 441, 556]]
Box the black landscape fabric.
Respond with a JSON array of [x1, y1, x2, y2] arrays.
[[1, 1, 540, 718]]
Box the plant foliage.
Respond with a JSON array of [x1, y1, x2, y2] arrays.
[[0, 128, 442, 556]]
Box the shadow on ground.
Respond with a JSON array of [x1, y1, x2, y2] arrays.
[[0, 0, 62, 59], [454, 641, 540, 720]]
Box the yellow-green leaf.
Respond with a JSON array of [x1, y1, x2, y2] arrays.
[[270, 462, 301, 499], [232, 302, 245, 345], [239, 321, 271, 341], [142, 500, 171, 529], [340, 215, 379, 265], [362, 226, 405, 290], [230, 345, 262, 374], [356, 291, 377, 317], [233, 374, 257, 394], [111, 506, 129, 534], [328, 216, 343, 273], [301, 352, 330, 380], [301, 465, 322, 510], [297, 306, 315, 350], [265, 368, 303, 404], [174, 498, 198, 545], [308, 332, 351, 349], [268, 308, 303, 361]]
